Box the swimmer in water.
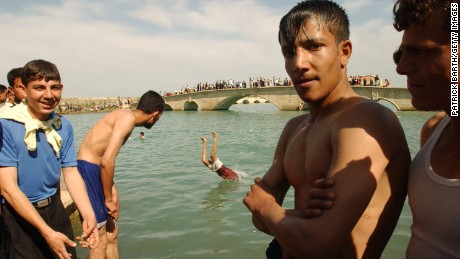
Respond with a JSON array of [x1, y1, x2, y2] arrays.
[[201, 131, 242, 180]]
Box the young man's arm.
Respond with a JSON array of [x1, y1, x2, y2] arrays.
[[244, 105, 409, 258], [62, 166, 99, 248], [0, 166, 76, 259], [248, 116, 302, 235], [100, 114, 135, 219]]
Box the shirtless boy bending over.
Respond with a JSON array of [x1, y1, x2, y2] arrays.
[[78, 90, 164, 259]]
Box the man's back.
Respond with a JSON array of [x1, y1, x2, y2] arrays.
[[278, 97, 410, 257], [78, 109, 136, 164]]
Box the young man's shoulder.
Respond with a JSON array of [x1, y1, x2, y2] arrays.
[[0, 118, 22, 134], [285, 113, 309, 129], [421, 112, 446, 145], [423, 112, 446, 130], [337, 98, 404, 138], [344, 98, 398, 120], [107, 109, 135, 121], [278, 114, 309, 141], [96, 109, 134, 124]]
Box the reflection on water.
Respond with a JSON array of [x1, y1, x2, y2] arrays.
[[202, 180, 240, 253], [203, 180, 239, 232]]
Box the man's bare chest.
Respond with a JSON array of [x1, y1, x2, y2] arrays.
[[284, 122, 333, 187]]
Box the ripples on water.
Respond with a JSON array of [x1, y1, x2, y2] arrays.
[[67, 103, 436, 259]]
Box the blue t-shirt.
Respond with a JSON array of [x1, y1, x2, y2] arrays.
[[0, 113, 77, 203]]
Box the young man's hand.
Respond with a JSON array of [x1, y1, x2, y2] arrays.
[[105, 200, 119, 220], [78, 216, 99, 249], [304, 177, 336, 218], [243, 178, 277, 215], [43, 229, 76, 259]]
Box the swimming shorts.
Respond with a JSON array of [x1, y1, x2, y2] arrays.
[[266, 239, 282, 259], [216, 165, 240, 180], [210, 158, 224, 171], [77, 160, 109, 227]]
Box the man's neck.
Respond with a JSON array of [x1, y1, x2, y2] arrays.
[[308, 82, 357, 120], [27, 107, 52, 121]]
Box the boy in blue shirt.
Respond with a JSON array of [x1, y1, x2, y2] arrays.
[[0, 59, 98, 259]]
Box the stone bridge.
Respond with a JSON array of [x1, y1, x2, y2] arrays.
[[163, 86, 414, 111]]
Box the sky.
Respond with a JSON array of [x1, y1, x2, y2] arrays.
[[0, 0, 404, 98]]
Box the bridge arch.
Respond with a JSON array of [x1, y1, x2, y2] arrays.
[[214, 94, 282, 110], [255, 96, 281, 110], [376, 98, 400, 111], [239, 96, 271, 104], [212, 94, 246, 110], [164, 103, 173, 111], [184, 100, 199, 110]]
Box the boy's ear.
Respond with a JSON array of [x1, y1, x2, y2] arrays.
[[340, 40, 352, 67], [152, 111, 162, 117], [18, 84, 26, 97]]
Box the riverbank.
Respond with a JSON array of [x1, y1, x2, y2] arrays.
[[59, 96, 137, 114]]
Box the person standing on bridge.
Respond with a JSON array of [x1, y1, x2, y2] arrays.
[[243, 1, 410, 258], [201, 131, 242, 181]]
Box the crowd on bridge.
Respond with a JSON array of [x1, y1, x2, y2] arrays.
[[349, 75, 391, 87], [163, 76, 293, 96], [163, 74, 391, 97]]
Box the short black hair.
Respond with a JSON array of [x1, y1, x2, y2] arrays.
[[279, 0, 350, 47], [21, 59, 61, 88], [393, 0, 452, 32], [7, 67, 22, 86], [137, 90, 165, 114], [0, 84, 7, 93]]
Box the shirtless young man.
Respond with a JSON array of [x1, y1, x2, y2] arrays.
[[243, 1, 410, 258], [77, 90, 164, 259], [306, 1, 460, 257], [394, 0, 460, 257], [201, 130, 241, 180]]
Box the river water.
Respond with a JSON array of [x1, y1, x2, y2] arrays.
[[67, 103, 436, 259]]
